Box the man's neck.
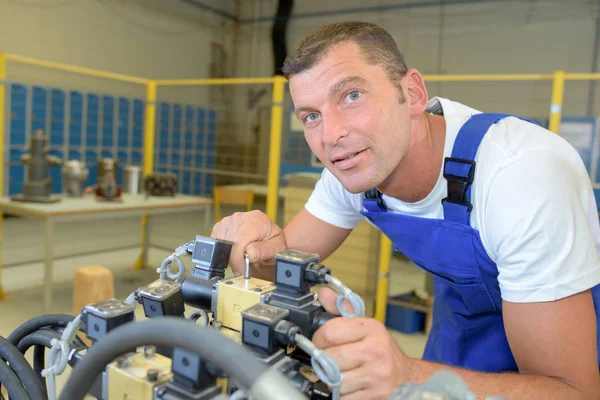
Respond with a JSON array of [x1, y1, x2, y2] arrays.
[[377, 113, 447, 203]]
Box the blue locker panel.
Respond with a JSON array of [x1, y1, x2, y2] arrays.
[[48, 149, 63, 194], [172, 104, 182, 150], [69, 91, 83, 146], [206, 155, 215, 169], [117, 98, 130, 148], [185, 106, 194, 148], [10, 84, 27, 146], [184, 153, 193, 167], [158, 167, 167, 174], [31, 86, 47, 133], [159, 103, 170, 149], [9, 148, 24, 195], [171, 152, 181, 167], [86, 94, 99, 147], [193, 172, 203, 196], [207, 108, 216, 152], [102, 150, 113, 159], [196, 108, 205, 151], [68, 149, 81, 161], [182, 170, 191, 194], [102, 96, 114, 148], [86, 150, 98, 186], [158, 151, 168, 167], [131, 151, 142, 165], [194, 154, 203, 168], [50, 89, 65, 146], [132, 99, 144, 149]]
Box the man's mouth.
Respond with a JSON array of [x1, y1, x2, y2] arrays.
[[332, 149, 365, 164]]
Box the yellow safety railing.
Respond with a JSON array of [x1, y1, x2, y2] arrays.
[[1, 52, 599, 326]]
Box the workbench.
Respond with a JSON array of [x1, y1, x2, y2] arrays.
[[0, 193, 213, 312]]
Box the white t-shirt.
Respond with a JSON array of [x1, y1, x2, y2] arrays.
[[305, 97, 600, 303]]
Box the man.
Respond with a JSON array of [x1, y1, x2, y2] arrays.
[[211, 22, 600, 399]]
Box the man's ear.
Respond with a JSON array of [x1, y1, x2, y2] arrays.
[[403, 69, 429, 118]]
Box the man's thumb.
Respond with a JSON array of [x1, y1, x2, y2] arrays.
[[317, 287, 341, 316], [245, 240, 285, 264]]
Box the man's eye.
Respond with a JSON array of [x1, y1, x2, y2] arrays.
[[304, 113, 320, 123], [345, 91, 361, 103]]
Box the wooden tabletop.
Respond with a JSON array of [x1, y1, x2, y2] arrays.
[[0, 193, 213, 218]]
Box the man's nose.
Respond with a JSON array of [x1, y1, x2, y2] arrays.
[[322, 110, 349, 146]]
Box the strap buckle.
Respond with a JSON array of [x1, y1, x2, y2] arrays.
[[364, 189, 387, 211], [442, 157, 475, 212]]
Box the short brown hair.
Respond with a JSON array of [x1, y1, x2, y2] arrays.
[[282, 22, 409, 87]]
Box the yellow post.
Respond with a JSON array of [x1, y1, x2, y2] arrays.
[[374, 234, 392, 323], [266, 75, 286, 222], [133, 81, 157, 270], [0, 52, 6, 298], [548, 70, 565, 134]]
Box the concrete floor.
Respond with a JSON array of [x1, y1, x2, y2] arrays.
[[0, 207, 429, 395]]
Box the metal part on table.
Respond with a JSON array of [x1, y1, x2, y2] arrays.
[[107, 351, 173, 400], [144, 172, 177, 197], [96, 158, 122, 201], [61, 160, 89, 197], [123, 165, 143, 195], [11, 128, 62, 203]]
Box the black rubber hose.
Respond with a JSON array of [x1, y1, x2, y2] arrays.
[[7, 314, 78, 346], [0, 335, 45, 400], [0, 361, 30, 400], [17, 329, 62, 393], [59, 317, 272, 400]]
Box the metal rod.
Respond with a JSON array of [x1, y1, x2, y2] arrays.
[[548, 70, 566, 134], [5, 54, 148, 85], [244, 252, 250, 279]]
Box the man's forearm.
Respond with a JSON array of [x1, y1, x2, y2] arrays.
[[408, 359, 582, 399]]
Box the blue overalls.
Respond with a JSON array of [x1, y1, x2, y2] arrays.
[[361, 113, 600, 372]]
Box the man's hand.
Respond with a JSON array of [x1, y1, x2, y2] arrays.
[[211, 210, 287, 279], [312, 287, 412, 399]]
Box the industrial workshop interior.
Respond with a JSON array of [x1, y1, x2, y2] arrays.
[[1, 0, 600, 399]]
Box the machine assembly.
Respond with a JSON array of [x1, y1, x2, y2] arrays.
[[0, 234, 494, 400], [61, 160, 89, 197], [144, 172, 178, 197], [11, 128, 62, 203], [95, 158, 122, 201]]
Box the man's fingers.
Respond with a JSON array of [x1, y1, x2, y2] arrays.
[[246, 234, 286, 264], [337, 367, 373, 396], [317, 287, 340, 315], [323, 342, 365, 372], [312, 317, 371, 349]]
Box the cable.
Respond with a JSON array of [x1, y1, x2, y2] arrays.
[[0, 361, 30, 400], [58, 317, 302, 400], [324, 274, 365, 318], [0, 335, 45, 400], [188, 309, 210, 327], [295, 334, 342, 400], [7, 314, 80, 346], [17, 329, 62, 392], [157, 253, 185, 280], [43, 315, 83, 400]]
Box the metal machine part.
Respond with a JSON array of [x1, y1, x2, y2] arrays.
[[61, 160, 89, 197], [215, 276, 276, 332], [96, 158, 121, 200], [11, 129, 62, 203], [80, 298, 135, 343], [188, 235, 234, 280], [136, 279, 186, 318], [107, 351, 173, 399], [144, 172, 178, 197], [123, 165, 143, 195]]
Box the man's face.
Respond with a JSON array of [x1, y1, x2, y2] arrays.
[[289, 41, 412, 194]]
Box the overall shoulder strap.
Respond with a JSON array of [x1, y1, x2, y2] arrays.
[[443, 112, 533, 224]]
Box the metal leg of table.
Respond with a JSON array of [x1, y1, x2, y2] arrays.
[[44, 217, 55, 314], [142, 215, 152, 268]]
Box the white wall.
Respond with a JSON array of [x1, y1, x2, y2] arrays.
[[0, 0, 236, 104], [234, 0, 600, 119]]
